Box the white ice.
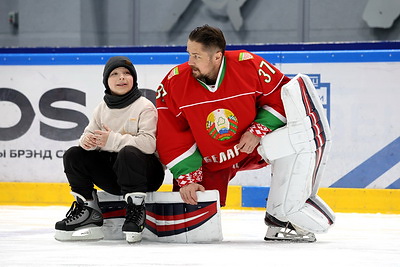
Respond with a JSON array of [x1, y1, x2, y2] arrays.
[[1, 206, 400, 267]]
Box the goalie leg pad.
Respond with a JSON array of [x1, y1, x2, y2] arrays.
[[260, 128, 327, 227], [266, 153, 335, 233], [259, 73, 332, 194], [286, 196, 335, 233], [259, 74, 334, 233], [285, 73, 332, 195], [265, 153, 314, 222]]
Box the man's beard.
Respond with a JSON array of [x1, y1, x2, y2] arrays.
[[192, 68, 216, 85], [198, 76, 216, 85]]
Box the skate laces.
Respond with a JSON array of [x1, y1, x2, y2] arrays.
[[64, 201, 85, 223], [125, 204, 144, 224]]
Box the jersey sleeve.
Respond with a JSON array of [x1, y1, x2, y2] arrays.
[[249, 53, 290, 136], [156, 70, 203, 180]]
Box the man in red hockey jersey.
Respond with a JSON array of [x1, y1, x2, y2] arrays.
[[156, 25, 335, 242], [156, 24, 290, 207]]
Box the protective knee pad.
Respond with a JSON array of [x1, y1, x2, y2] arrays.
[[265, 148, 335, 233], [266, 200, 334, 234], [259, 74, 334, 233], [287, 196, 335, 233]]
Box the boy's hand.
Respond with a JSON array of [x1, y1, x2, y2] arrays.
[[81, 132, 97, 149], [94, 124, 111, 148]]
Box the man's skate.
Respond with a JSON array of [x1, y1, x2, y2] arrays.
[[54, 190, 104, 241], [264, 212, 316, 242], [122, 192, 146, 243]]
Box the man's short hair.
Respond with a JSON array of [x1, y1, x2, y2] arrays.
[[188, 25, 226, 55]]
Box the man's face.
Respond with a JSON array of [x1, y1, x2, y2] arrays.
[[187, 40, 221, 83]]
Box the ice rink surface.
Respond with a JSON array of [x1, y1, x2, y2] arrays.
[[1, 206, 399, 267]]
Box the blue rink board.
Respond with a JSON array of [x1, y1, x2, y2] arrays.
[[242, 186, 270, 208], [1, 50, 400, 65]]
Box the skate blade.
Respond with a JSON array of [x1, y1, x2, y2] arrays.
[[124, 231, 142, 243], [54, 227, 104, 241], [264, 235, 316, 243]]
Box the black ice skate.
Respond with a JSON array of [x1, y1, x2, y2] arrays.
[[122, 192, 146, 243], [54, 190, 104, 241], [264, 212, 316, 242]]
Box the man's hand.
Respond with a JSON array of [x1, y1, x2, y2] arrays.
[[94, 125, 111, 148], [237, 131, 261, 154], [179, 183, 205, 205]]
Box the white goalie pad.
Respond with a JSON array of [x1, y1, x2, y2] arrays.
[[97, 190, 223, 243], [258, 73, 334, 233]]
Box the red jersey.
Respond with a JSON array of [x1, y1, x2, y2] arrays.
[[156, 50, 289, 179]]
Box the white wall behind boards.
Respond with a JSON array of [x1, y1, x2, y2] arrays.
[[1, 50, 399, 189]]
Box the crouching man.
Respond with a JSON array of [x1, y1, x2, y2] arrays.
[[155, 24, 334, 242]]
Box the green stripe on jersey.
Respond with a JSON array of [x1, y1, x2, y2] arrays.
[[255, 108, 286, 130], [169, 149, 203, 178]]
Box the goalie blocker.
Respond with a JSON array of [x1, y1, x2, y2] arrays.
[[98, 190, 223, 243], [258, 74, 335, 238]]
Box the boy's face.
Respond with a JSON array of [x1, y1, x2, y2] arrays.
[[107, 67, 134, 95]]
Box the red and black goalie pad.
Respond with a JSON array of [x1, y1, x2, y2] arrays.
[[97, 190, 223, 242], [99, 201, 126, 219], [145, 201, 218, 237]]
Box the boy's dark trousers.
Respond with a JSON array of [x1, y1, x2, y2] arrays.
[[63, 146, 164, 199]]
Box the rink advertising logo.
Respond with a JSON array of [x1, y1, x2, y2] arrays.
[[287, 74, 331, 123], [0, 87, 88, 141], [0, 87, 156, 142], [145, 201, 218, 237]]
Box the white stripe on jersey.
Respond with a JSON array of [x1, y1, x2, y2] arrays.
[[179, 92, 255, 110], [261, 104, 287, 123], [166, 143, 198, 168]]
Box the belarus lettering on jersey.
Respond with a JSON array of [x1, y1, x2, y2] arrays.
[[156, 50, 290, 179]]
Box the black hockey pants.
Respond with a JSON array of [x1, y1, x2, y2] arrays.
[[63, 146, 164, 199]]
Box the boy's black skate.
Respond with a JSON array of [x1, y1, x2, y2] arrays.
[[54, 190, 104, 241], [122, 192, 146, 243]]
